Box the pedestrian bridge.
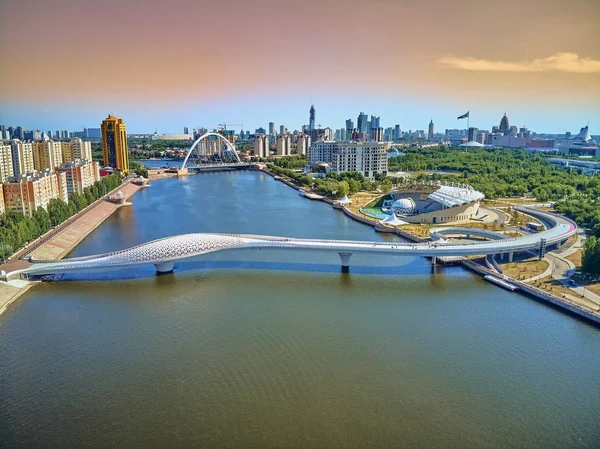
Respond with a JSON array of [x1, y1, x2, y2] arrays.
[[10, 208, 576, 278]]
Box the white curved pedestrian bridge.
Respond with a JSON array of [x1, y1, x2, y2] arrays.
[[14, 208, 576, 278]]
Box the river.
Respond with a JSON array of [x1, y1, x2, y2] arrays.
[[1, 171, 599, 449]]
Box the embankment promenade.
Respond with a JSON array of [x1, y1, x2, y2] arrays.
[[262, 167, 600, 326], [0, 180, 144, 315]]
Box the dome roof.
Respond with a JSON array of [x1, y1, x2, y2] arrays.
[[391, 198, 416, 215]]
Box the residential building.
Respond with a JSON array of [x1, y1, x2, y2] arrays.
[[10, 140, 34, 177], [61, 137, 92, 162], [269, 122, 276, 136], [309, 141, 389, 179], [0, 144, 13, 182], [32, 140, 63, 171], [296, 134, 311, 156], [276, 135, 292, 156], [0, 187, 4, 214], [2, 170, 65, 216], [279, 125, 285, 136], [253, 135, 269, 158], [101, 115, 129, 174], [57, 160, 100, 196], [83, 128, 101, 139], [255, 127, 266, 135], [370, 128, 384, 142], [184, 126, 189, 134]]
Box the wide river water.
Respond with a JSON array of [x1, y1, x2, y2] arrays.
[[1, 171, 599, 449]]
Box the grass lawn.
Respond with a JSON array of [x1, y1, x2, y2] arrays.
[[501, 259, 549, 280]]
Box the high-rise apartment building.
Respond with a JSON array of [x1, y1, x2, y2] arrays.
[[310, 141, 388, 179], [101, 115, 129, 173], [296, 134, 311, 156], [370, 128, 384, 142], [0, 144, 13, 182], [0, 187, 4, 214], [56, 160, 100, 196], [393, 125, 401, 140], [60, 137, 93, 162], [269, 122, 276, 136], [10, 140, 34, 177], [253, 135, 269, 158], [184, 126, 189, 134], [428, 119, 434, 141], [32, 140, 62, 171], [276, 135, 292, 156], [2, 170, 66, 216]]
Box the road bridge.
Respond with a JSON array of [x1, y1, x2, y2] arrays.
[[6, 207, 576, 279]]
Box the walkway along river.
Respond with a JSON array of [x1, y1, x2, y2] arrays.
[[1, 171, 599, 449]]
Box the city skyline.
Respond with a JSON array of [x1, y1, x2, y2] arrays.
[[1, 0, 599, 133]]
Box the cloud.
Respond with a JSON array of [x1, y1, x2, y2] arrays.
[[437, 53, 600, 74]]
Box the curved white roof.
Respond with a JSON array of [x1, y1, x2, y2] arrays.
[[338, 195, 352, 205], [428, 184, 484, 208], [380, 214, 406, 226]]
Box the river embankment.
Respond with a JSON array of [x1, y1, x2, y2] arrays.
[[0, 180, 144, 314]]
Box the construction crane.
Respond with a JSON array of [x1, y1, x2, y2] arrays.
[[218, 122, 243, 132]]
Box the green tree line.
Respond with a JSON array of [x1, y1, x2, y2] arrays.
[[0, 173, 122, 262]]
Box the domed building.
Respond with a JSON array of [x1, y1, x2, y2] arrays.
[[391, 198, 416, 215]]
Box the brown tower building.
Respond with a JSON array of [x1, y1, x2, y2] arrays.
[[101, 115, 129, 174]]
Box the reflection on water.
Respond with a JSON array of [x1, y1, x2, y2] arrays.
[[1, 171, 599, 449]]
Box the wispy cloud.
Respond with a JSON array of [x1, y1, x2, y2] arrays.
[[437, 53, 600, 74]]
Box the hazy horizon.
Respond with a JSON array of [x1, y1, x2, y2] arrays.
[[1, 0, 598, 134]]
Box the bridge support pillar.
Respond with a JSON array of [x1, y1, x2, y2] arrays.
[[508, 251, 514, 263], [339, 252, 352, 273], [431, 256, 437, 265], [155, 262, 174, 274]]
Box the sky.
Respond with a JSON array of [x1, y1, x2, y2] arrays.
[[1, 0, 599, 134]]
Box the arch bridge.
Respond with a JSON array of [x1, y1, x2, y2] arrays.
[[181, 132, 250, 171]]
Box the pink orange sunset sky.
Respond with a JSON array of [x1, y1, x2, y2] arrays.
[[1, 0, 599, 134]]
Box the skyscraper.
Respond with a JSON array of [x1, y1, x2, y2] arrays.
[[428, 119, 434, 141], [101, 114, 129, 174], [370, 115, 380, 130], [394, 125, 401, 140], [279, 125, 285, 136], [184, 126, 189, 134], [357, 112, 368, 134], [499, 113, 510, 134], [468, 127, 478, 142], [345, 119, 354, 133], [269, 122, 276, 136], [309, 105, 316, 131]]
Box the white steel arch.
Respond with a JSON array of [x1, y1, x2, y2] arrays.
[[181, 132, 241, 169]]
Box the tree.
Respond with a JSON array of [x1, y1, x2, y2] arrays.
[[337, 181, 350, 198], [581, 236, 600, 276]]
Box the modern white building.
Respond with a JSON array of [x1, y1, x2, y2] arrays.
[[309, 141, 389, 179]]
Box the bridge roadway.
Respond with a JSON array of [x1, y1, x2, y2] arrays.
[[8, 207, 576, 278]]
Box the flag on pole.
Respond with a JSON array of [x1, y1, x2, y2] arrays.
[[457, 111, 469, 120]]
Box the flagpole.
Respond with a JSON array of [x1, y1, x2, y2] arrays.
[[467, 112, 470, 141]]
